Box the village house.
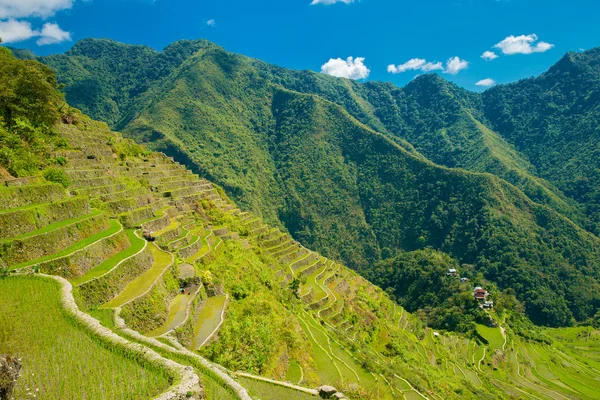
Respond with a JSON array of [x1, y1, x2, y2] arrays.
[[446, 268, 458, 277], [473, 287, 488, 302], [482, 301, 494, 309]]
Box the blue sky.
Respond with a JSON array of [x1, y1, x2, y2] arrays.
[[0, 0, 598, 91]]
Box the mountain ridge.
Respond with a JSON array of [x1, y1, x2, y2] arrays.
[[13, 38, 600, 326]]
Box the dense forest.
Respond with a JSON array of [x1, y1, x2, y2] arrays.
[[0, 47, 67, 178], [23, 38, 600, 327]]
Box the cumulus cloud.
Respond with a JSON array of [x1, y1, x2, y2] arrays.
[[494, 34, 554, 55], [476, 78, 496, 87], [36, 22, 71, 45], [388, 57, 467, 75], [481, 51, 498, 61], [311, 0, 354, 4], [0, 0, 73, 19], [0, 19, 37, 43], [0, 19, 71, 45], [321, 56, 370, 80], [206, 19, 215, 27], [445, 56, 469, 74], [387, 58, 443, 74], [388, 58, 425, 73]]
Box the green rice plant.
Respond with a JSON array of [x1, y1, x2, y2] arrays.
[[71, 228, 145, 285], [0, 276, 171, 399], [102, 242, 173, 308], [237, 376, 316, 400], [476, 324, 505, 350]]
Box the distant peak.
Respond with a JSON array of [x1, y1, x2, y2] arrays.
[[66, 38, 157, 58]]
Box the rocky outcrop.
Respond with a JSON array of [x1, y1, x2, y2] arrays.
[[0, 355, 21, 400], [319, 385, 346, 399]]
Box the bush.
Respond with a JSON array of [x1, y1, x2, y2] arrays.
[[43, 168, 70, 188]]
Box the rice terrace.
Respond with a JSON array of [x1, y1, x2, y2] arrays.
[[2, 0, 600, 399]]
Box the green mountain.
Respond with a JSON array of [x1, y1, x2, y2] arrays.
[[482, 48, 600, 230], [26, 38, 600, 328], [3, 46, 600, 400]]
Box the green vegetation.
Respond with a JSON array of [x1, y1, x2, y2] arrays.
[[475, 324, 504, 350], [0, 47, 66, 177], [6, 211, 115, 270], [36, 38, 600, 326], [0, 276, 171, 399], [237, 376, 316, 400], [3, 37, 600, 400], [364, 249, 488, 333], [71, 228, 145, 285], [102, 242, 173, 308], [191, 294, 227, 349]]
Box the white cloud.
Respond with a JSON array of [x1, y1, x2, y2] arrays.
[[481, 51, 498, 61], [0, 19, 37, 43], [311, 0, 354, 4], [321, 56, 370, 80], [388, 57, 467, 75], [444, 56, 469, 74], [494, 34, 554, 55], [206, 19, 215, 27], [36, 22, 71, 45], [0, 0, 73, 19], [388, 58, 425, 73], [387, 58, 443, 74], [476, 78, 496, 87], [0, 19, 71, 45], [422, 61, 443, 72]]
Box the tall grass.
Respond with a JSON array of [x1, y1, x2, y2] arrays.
[[0, 276, 171, 399]]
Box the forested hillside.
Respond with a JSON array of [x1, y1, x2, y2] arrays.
[[27, 39, 600, 327], [482, 48, 600, 231], [3, 47, 600, 400]]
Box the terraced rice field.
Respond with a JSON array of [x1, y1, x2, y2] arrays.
[[102, 243, 173, 308], [286, 360, 303, 384], [0, 276, 171, 399], [148, 285, 199, 337], [9, 210, 116, 270], [237, 376, 316, 400], [476, 324, 505, 350], [191, 295, 227, 349], [71, 228, 146, 285]]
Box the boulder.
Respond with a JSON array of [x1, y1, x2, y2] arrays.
[[333, 393, 347, 399], [0, 355, 22, 400], [318, 385, 338, 399]]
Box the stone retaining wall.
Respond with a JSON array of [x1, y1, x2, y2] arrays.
[[291, 252, 318, 272], [0, 197, 90, 239], [77, 244, 153, 309], [120, 264, 179, 334], [0, 183, 65, 210], [179, 237, 203, 260], [119, 206, 155, 228], [143, 212, 171, 233], [38, 229, 129, 278], [298, 261, 323, 280], [1, 213, 109, 267]]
